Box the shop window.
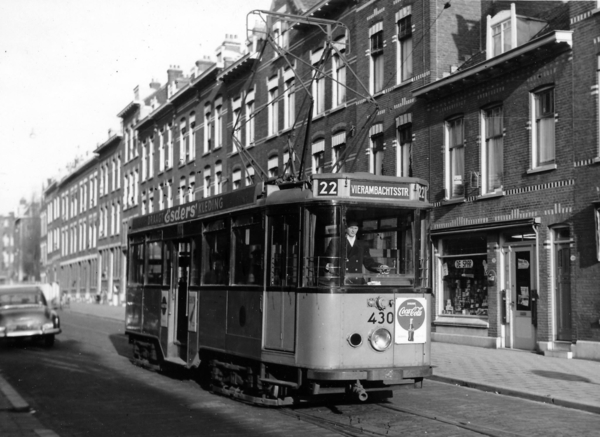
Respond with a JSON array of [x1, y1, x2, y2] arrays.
[[437, 235, 488, 317], [190, 235, 202, 286], [595, 205, 600, 262]]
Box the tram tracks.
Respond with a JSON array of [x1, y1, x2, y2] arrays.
[[280, 402, 529, 437]]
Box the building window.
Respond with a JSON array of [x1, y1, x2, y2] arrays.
[[370, 23, 384, 94], [312, 139, 325, 174], [166, 123, 173, 168], [159, 184, 165, 211], [492, 20, 511, 57], [482, 106, 503, 193], [268, 156, 279, 179], [149, 137, 154, 178], [396, 119, 412, 178], [311, 47, 326, 116], [532, 87, 555, 168], [245, 89, 255, 148], [446, 116, 465, 198], [179, 117, 187, 165], [283, 77, 295, 130], [436, 234, 489, 317], [232, 169, 241, 191], [245, 165, 254, 186], [232, 96, 242, 150], [204, 104, 212, 154], [167, 180, 173, 208], [141, 191, 147, 215], [215, 99, 223, 149], [332, 37, 347, 107], [148, 189, 154, 213], [331, 131, 346, 173], [268, 78, 279, 136], [397, 7, 413, 83], [215, 161, 223, 195], [369, 124, 384, 176], [189, 112, 196, 161], [188, 173, 195, 203], [158, 127, 165, 172], [204, 166, 211, 198], [179, 177, 186, 205]]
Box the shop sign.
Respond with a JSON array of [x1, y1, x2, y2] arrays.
[[454, 259, 473, 269]]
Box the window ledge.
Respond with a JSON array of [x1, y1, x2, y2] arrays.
[[329, 104, 347, 114], [593, 7, 600, 16], [441, 197, 466, 205], [476, 190, 504, 201], [392, 79, 412, 91], [312, 113, 326, 122], [264, 133, 279, 142], [202, 151, 211, 157], [527, 163, 557, 174], [434, 315, 489, 328], [593, 156, 600, 164]]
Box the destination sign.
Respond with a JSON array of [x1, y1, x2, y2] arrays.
[[131, 185, 256, 230], [350, 181, 410, 199]]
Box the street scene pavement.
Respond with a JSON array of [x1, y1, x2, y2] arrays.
[[1, 301, 600, 437]]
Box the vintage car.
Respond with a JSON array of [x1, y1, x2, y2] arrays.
[[0, 285, 61, 347]]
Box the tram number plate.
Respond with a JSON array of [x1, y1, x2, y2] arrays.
[[368, 311, 394, 324], [317, 180, 338, 196]]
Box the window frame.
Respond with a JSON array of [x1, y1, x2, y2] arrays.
[[445, 116, 465, 199], [370, 24, 384, 94], [396, 8, 413, 84], [481, 105, 504, 194], [531, 86, 555, 169]]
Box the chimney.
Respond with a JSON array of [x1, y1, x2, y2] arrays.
[[167, 65, 183, 84], [149, 79, 161, 90], [195, 56, 214, 76], [133, 85, 140, 101]]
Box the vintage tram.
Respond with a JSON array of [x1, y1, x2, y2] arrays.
[[125, 172, 432, 405]]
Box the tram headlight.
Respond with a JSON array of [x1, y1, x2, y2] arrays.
[[369, 328, 392, 352]]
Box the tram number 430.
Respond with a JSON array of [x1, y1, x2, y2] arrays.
[[368, 311, 394, 324]]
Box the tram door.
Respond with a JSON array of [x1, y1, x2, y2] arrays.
[[504, 246, 536, 350], [175, 241, 191, 360]]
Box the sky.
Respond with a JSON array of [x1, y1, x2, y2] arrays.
[[0, 0, 273, 216]]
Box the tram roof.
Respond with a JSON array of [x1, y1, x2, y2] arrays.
[[129, 174, 430, 234]]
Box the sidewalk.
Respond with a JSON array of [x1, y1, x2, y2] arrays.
[[1, 304, 600, 437]]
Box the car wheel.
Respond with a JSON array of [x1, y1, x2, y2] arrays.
[[43, 334, 55, 348]]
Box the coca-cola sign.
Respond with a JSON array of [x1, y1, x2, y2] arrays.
[[396, 298, 426, 331]]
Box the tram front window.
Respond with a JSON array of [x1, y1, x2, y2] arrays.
[[305, 206, 415, 287]]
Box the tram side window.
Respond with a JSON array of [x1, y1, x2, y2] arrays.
[[190, 236, 202, 286], [304, 206, 341, 286], [202, 219, 230, 285], [129, 242, 144, 284], [233, 214, 263, 285], [268, 213, 300, 287], [147, 241, 164, 285]]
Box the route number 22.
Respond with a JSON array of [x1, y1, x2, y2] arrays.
[[318, 180, 338, 196]]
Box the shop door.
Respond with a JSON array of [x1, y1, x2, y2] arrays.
[[555, 243, 572, 341], [505, 246, 536, 350]]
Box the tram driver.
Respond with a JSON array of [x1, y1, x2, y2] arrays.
[[324, 219, 389, 283]]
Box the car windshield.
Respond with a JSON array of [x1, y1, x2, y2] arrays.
[[0, 292, 45, 308]]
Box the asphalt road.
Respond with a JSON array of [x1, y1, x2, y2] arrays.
[[0, 311, 599, 437]]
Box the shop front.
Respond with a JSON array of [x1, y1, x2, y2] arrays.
[[431, 219, 540, 351]]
